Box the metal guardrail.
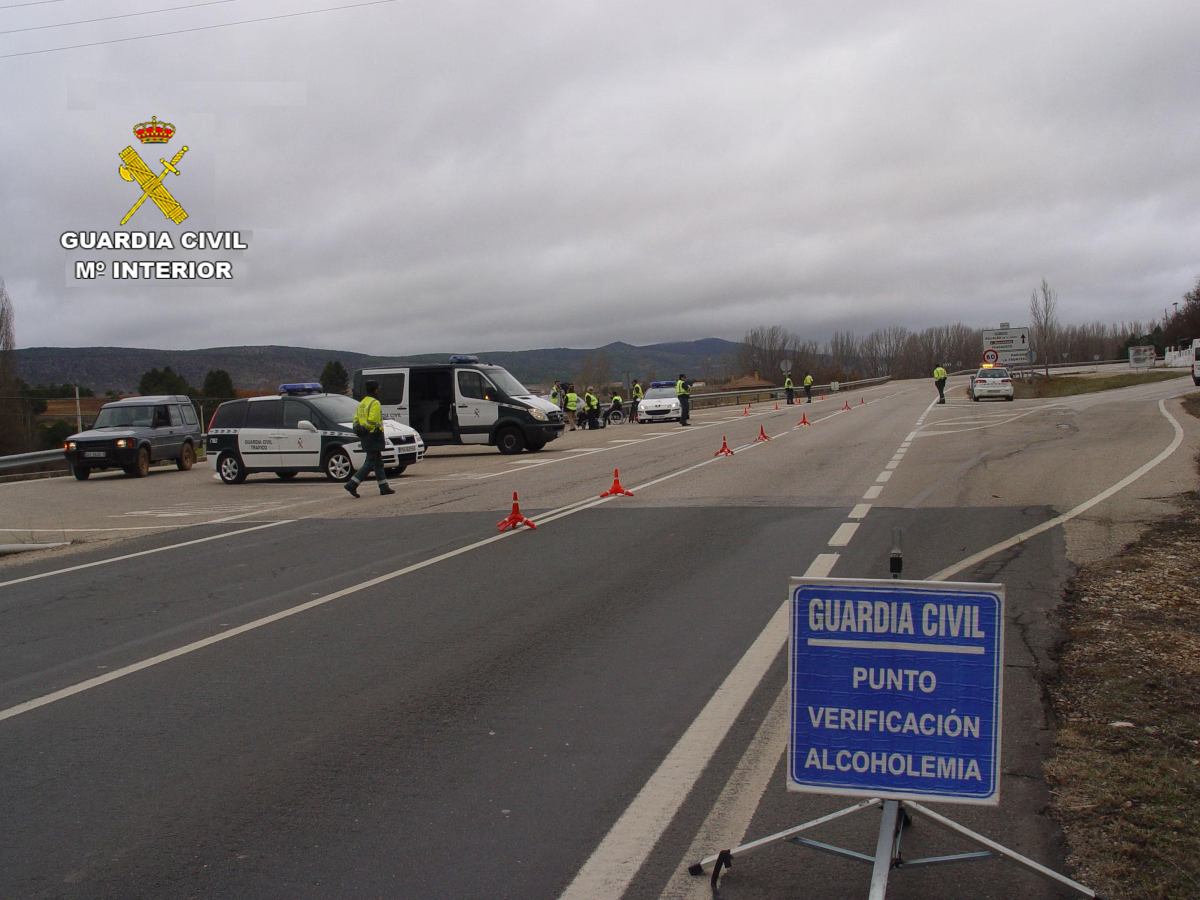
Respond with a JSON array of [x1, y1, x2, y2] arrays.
[[0, 449, 65, 473], [689, 376, 892, 409]]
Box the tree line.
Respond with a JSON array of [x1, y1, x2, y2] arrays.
[[737, 280, 1168, 384]]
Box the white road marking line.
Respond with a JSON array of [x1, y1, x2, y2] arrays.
[[659, 686, 788, 900], [875, 471, 893, 483], [559, 600, 791, 900], [0, 521, 292, 590], [863, 485, 884, 500], [608, 439, 641, 444], [885, 459, 900, 470], [930, 397, 1185, 581], [848, 503, 871, 520], [828, 522, 859, 547], [805, 553, 840, 578]]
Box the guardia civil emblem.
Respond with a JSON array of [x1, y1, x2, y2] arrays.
[[118, 115, 189, 226]]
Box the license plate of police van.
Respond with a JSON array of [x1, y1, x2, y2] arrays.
[[85, 451, 106, 458]]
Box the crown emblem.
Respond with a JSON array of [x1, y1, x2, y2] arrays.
[[133, 115, 175, 144]]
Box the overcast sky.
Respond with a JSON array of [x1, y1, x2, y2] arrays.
[[1, 0, 1197, 355]]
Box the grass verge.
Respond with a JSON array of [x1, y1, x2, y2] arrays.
[[1045, 395, 1200, 898], [1014, 370, 1184, 399]]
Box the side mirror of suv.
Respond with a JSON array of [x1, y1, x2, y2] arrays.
[[297, 419, 319, 432]]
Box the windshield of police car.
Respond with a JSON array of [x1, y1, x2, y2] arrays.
[[306, 394, 362, 425], [644, 387, 677, 399]]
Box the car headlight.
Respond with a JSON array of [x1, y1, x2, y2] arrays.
[[115, 438, 132, 448], [528, 407, 548, 422], [64, 440, 76, 451]]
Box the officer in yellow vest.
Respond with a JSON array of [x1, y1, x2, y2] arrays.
[[803, 372, 814, 403], [631, 379, 644, 423], [565, 385, 580, 430], [345, 379, 395, 498], [676, 373, 691, 426], [784, 374, 795, 405], [584, 386, 600, 430], [933, 364, 948, 404]]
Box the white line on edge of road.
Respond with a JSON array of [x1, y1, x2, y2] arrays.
[[558, 552, 838, 900], [929, 397, 1184, 582], [0, 520, 292, 590]]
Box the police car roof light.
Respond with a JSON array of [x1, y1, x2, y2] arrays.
[[448, 354, 479, 364], [650, 380, 675, 388], [279, 382, 323, 395]]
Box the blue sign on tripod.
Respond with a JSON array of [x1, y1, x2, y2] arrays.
[[788, 578, 1005, 805]]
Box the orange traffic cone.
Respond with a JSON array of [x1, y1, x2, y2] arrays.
[[755, 425, 771, 442], [600, 468, 634, 498], [841, 400, 852, 411], [742, 405, 750, 416], [714, 434, 735, 457], [497, 491, 537, 531], [859, 397, 865, 406], [773, 402, 779, 411], [797, 413, 811, 426]]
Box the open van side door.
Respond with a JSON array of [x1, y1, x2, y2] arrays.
[[455, 369, 499, 445]]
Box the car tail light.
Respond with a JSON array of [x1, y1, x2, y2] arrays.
[[976, 378, 986, 384], [207, 410, 218, 431], [1000, 378, 1011, 384]]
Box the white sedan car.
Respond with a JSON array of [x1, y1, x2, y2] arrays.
[[637, 385, 683, 423], [968, 366, 1015, 401]]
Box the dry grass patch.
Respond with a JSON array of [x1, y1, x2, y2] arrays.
[[1014, 371, 1183, 399]]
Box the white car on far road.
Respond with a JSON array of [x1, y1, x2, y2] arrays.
[[968, 366, 1015, 401], [637, 385, 683, 423]]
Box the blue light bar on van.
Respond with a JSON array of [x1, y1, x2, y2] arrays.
[[279, 382, 323, 395], [448, 354, 479, 364], [650, 380, 676, 388]]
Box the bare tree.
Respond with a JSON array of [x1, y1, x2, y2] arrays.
[[0, 278, 23, 453], [1029, 279, 1060, 376], [738, 325, 798, 382]]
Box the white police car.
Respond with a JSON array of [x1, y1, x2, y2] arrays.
[[206, 383, 425, 484], [637, 382, 683, 423]]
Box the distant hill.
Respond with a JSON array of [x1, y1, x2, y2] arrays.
[[13, 339, 741, 393]]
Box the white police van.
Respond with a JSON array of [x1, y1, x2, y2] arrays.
[[352, 357, 565, 454], [206, 383, 425, 484]]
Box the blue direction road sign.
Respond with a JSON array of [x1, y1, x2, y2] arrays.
[[788, 578, 1004, 805]]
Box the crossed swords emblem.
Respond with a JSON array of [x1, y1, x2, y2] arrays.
[[118, 144, 189, 226]]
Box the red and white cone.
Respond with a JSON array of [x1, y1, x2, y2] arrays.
[[714, 434, 735, 457], [841, 400, 852, 411], [755, 425, 771, 442], [774, 402, 779, 411], [742, 405, 750, 416], [600, 468, 634, 498], [797, 413, 811, 426], [859, 397, 865, 406], [496, 491, 537, 531]]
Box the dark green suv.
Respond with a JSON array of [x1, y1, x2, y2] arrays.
[[63, 395, 202, 480]]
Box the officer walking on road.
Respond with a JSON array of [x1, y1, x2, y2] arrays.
[[630, 379, 643, 423], [933, 363, 948, 404], [345, 379, 394, 498], [784, 374, 795, 405], [676, 373, 692, 426], [803, 372, 814, 403]]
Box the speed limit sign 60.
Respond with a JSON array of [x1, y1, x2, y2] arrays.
[[982, 348, 999, 364]]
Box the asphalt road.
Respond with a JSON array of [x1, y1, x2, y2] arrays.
[[1, 375, 1196, 899]]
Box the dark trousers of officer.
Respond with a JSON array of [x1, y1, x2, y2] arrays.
[[351, 448, 386, 485], [785, 388, 794, 405], [936, 378, 947, 403], [804, 385, 812, 403], [679, 394, 690, 425], [630, 399, 639, 422]]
